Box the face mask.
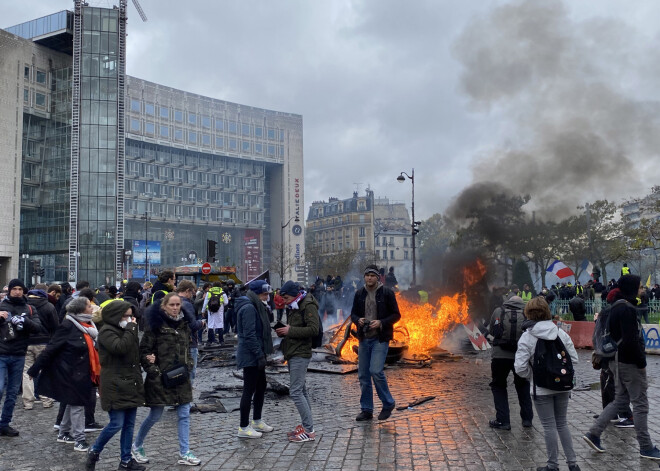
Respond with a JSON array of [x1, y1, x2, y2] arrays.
[[119, 320, 128, 329]]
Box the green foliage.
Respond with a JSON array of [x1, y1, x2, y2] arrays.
[[512, 259, 535, 295]]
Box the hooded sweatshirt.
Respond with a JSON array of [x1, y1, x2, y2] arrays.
[[514, 320, 578, 396], [488, 296, 526, 360]]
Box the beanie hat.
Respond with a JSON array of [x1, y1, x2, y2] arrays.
[[280, 280, 300, 297], [248, 280, 272, 295], [364, 265, 380, 277], [617, 274, 640, 298], [8, 278, 27, 293]]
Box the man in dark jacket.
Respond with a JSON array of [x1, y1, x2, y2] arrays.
[[235, 280, 275, 438], [569, 294, 587, 321], [350, 265, 401, 422], [23, 284, 59, 409], [275, 280, 319, 442], [149, 270, 174, 306], [0, 278, 44, 436], [583, 275, 660, 460], [86, 300, 146, 471], [176, 281, 205, 383]]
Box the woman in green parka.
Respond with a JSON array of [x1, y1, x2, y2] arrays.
[[131, 293, 201, 467], [85, 300, 145, 471]]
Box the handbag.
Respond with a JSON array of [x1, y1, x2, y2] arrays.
[[161, 363, 189, 388]]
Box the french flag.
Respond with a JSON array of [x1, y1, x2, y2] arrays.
[[547, 259, 574, 279]]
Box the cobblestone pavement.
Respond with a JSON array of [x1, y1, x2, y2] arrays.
[[2, 348, 660, 471]]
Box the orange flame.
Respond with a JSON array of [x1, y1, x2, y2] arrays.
[[333, 259, 487, 361]]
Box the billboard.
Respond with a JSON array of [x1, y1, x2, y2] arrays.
[[132, 240, 161, 264]]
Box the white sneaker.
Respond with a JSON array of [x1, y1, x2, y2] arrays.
[[237, 425, 262, 439], [178, 451, 201, 466], [251, 419, 274, 432], [131, 444, 149, 463]]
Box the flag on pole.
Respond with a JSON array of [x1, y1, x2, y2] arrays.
[[580, 259, 594, 278], [547, 259, 575, 279], [646, 274, 652, 288]]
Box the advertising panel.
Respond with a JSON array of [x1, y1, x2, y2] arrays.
[[132, 240, 161, 264]]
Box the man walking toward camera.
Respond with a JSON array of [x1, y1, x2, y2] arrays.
[[350, 265, 401, 422]]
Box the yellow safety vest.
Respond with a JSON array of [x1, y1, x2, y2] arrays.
[[418, 290, 429, 304], [521, 291, 532, 303]]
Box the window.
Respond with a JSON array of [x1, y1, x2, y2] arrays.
[[174, 110, 183, 122], [145, 103, 155, 115], [404, 251, 409, 260], [24, 66, 30, 79], [35, 92, 46, 107], [215, 136, 224, 148], [382, 250, 387, 259], [130, 118, 140, 132], [172, 169, 183, 182], [202, 116, 211, 128], [202, 134, 211, 146], [359, 241, 365, 249], [188, 112, 196, 126], [143, 164, 154, 179], [267, 145, 276, 156], [359, 227, 366, 237], [229, 138, 237, 151], [228, 121, 237, 134], [404, 238, 408, 247], [159, 125, 169, 138], [145, 122, 155, 134], [215, 119, 224, 132], [242, 141, 251, 152], [23, 89, 29, 103], [359, 214, 365, 223], [242, 123, 250, 136], [255, 126, 263, 138], [174, 128, 183, 141], [255, 143, 263, 154], [280, 129, 285, 142], [130, 99, 140, 112], [159, 106, 169, 119], [188, 132, 197, 144], [390, 250, 394, 260], [267, 128, 276, 140], [36, 70, 47, 84]]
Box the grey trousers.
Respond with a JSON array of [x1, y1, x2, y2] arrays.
[[589, 361, 653, 451], [61, 404, 85, 442], [534, 392, 577, 469], [288, 356, 313, 432]]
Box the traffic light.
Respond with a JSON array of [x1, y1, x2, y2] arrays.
[[412, 220, 421, 235], [39, 268, 45, 277], [207, 239, 217, 262]]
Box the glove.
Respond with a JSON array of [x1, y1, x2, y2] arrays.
[[257, 355, 267, 370], [10, 316, 24, 325], [27, 365, 39, 378]]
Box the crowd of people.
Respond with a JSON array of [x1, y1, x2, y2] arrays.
[[0, 264, 404, 469]]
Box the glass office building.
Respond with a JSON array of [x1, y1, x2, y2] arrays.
[[3, 2, 304, 288]]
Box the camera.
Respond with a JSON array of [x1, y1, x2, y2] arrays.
[[361, 322, 370, 335]]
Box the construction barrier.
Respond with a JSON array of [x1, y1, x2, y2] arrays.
[[557, 320, 660, 355]]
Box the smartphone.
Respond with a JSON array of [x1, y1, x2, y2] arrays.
[[272, 321, 286, 330]]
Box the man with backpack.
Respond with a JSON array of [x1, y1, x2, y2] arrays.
[[201, 282, 228, 345], [275, 280, 319, 442], [487, 295, 533, 430], [582, 275, 660, 461], [583, 275, 660, 460], [350, 265, 401, 423]]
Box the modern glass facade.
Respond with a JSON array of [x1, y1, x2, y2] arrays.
[[75, 7, 122, 287]]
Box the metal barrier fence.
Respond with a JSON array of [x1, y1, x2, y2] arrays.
[[550, 299, 660, 323]]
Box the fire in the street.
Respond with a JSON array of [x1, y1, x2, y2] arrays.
[[331, 259, 487, 362]]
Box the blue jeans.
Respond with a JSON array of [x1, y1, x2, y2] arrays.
[[134, 403, 191, 455], [91, 408, 137, 463], [358, 338, 395, 413], [0, 355, 26, 429], [190, 347, 198, 383], [288, 357, 313, 432]]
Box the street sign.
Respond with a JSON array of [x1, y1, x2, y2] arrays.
[[201, 262, 212, 274]]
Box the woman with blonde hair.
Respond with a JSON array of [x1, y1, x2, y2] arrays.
[[514, 296, 581, 471]]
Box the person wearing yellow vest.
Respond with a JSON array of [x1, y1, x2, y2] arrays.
[[417, 289, 429, 304], [520, 284, 533, 304], [621, 263, 630, 276], [202, 282, 228, 345]]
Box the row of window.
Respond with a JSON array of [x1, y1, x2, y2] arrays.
[[126, 144, 264, 175], [24, 66, 48, 85], [125, 201, 264, 225], [125, 182, 264, 208], [310, 214, 368, 227], [24, 89, 48, 108], [129, 100, 286, 140], [125, 162, 265, 190]]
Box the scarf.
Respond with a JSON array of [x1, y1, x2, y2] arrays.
[[66, 314, 101, 386], [287, 290, 307, 310]]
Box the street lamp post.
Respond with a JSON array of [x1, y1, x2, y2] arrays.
[[125, 250, 132, 280], [397, 168, 419, 286], [21, 254, 30, 287], [281, 216, 300, 286]]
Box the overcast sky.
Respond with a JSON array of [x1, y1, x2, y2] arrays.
[[5, 0, 660, 220]]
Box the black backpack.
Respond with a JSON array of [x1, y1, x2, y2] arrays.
[[208, 293, 222, 312], [592, 299, 628, 358], [490, 307, 524, 351], [532, 334, 574, 398], [302, 309, 324, 348]]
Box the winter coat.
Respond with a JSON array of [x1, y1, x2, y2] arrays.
[[149, 281, 172, 306], [236, 291, 274, 369], [610, 297, 646, 368], [139, 304, 193, 406], [488, 296, 526, 360], [514, 320, 578, 396], [180, 296, 204, 348], [0, 296, 44, 356], [350, 285, 401, 343], [27, 318, 95, 406], [568, 296, 587, 321], [97, 300, 145, 411], [27, 293, 59, 345], [280, 294, 320, 361]]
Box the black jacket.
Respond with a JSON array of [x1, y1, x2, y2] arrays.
[[610, 298, 646, 368], [0, 296, 44, 356], [27, 318, 96, 406], [350, 285, 401, 343], [568, 296, 587, 321], [26, 294, 59, 345]]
